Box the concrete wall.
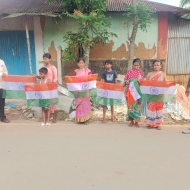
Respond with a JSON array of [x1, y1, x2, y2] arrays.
[[43, 12, 160, 82]]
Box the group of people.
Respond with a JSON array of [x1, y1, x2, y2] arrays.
[[74, 58, 167, 130], [0, 54, 188, 132], [0, 53, 58, 127]]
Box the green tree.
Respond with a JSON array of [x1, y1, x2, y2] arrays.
[[180, 0, 190, 7], [46, 0, 116, 66], [123, 0, 153, 69], [180, 0, 190, 19]]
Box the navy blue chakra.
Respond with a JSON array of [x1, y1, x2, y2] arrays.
[[100, 90, 108, 97], [19, 83, 26, 91], [149, 87, 159, 95], [82, 82, 90, 90], [35, 92, 42, 99]]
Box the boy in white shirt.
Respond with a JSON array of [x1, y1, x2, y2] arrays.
[[0, 59, 10, 123]]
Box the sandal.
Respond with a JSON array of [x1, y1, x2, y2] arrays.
[[39, 122, 46, 127]]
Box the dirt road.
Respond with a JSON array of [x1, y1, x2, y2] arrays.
[[0, 121, 190, 190]]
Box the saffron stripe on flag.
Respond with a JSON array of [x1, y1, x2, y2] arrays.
[[96, 81, 124, 91], [2, 75, 35, 83], [24, 83, 57, 92], [140, 80, 176, 88], [65, 74, 98, 83]]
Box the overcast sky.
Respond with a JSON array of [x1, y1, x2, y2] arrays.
[[151, 0, 181, 7]]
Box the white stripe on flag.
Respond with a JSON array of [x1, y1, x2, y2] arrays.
[[25, 89, 58, 100], [2, 82, 33, 91], [129, 82, 141, 101], [140, 85, 176, 95], [97, 88, 124, 99], [67, 80, 96, 91]]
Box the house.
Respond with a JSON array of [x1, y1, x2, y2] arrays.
[[0, 0, 190, 85]]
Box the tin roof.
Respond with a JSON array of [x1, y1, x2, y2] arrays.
[[107, 0, 190, 15], [0, 0, 63, 15], [0, 0, 189, 16]]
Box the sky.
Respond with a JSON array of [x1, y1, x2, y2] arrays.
[[150, 0, 181, 7]]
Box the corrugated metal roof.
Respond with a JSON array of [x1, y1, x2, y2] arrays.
[[0, 0, 63, 15], [107, 0, 190, 15], [0, 0, 189, 15]]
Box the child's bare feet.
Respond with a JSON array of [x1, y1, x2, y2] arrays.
[[102, 119, 107, 124], [111, 117, 117, 122], [128, 121, 134, 127], [134, 122, 140, 128]]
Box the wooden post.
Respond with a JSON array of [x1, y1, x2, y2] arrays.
[[57, 46, 62, 85], [25, 22, 33, 75]]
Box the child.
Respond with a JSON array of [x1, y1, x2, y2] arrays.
[[38, 67, 51, 127], [43, 53, 58, 123], [101, 60, 118, 123]]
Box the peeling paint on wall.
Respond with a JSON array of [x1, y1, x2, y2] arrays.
[[48, 41, 57, 61], [43, 13, 158, 60], [90, 41, 156, 60]]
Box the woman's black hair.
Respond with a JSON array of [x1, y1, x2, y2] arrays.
[[39, 67, 48, 75], [133, 58, 141, 65], [153, 60, 162, 65], [43, 53, 51, 59], [77, 57, 85, 63]]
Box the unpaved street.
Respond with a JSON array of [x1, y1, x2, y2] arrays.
[[0, 121, 190, 190]]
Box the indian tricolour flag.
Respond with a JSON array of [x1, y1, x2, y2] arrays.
[[92, 81, 125, 106], [65, 74, 98, 91], [24, 83, 58, 107], [126, 79, 141, 106], [2, 75, 35, 99], [140, 80, 176, 102]]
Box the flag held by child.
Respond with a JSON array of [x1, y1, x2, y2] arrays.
[[93, 81, 125, 106], [24, 83, 58, 107], [2, 75, 35, 99]]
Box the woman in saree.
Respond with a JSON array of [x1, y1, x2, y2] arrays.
[[146, 60, 167, 130], [73, 58, 92, 124], [124, 58, 144, 127]]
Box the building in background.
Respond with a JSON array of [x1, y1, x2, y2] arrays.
[[0, 0, 190, 85]]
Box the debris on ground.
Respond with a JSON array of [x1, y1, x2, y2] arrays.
[[4, 84, 190, 125]]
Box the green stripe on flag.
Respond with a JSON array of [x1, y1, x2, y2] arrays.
[[140, 94, 176, 103], [3, 90, 26, 99], [27, 98, 59, 107]]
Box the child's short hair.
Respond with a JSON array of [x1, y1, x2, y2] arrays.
[[39, 67, 48, 75], [43, 53, 51, 59], [105, 60, 113, 65]]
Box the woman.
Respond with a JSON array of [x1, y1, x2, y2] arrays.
[[124, 58, 144, 127], [43, 53, 58, 123], [146, 60, 167, 130], [73, 58, 92, 124]]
